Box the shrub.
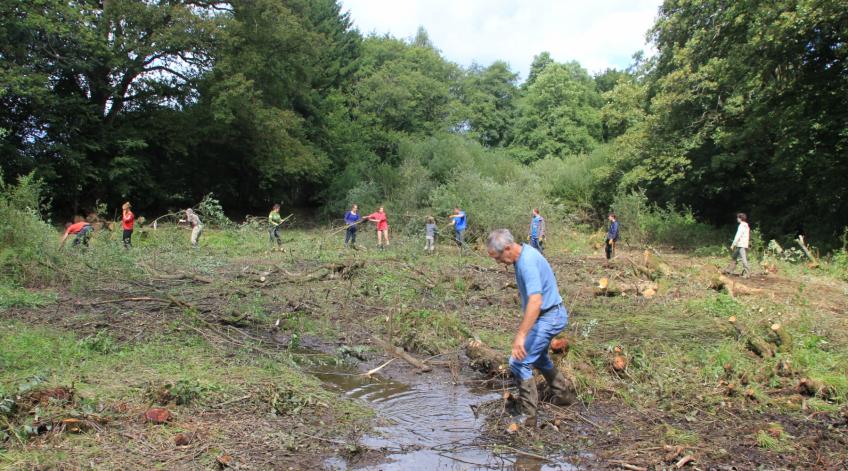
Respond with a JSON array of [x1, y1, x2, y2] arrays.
[[0, 172, 63, 286], [611, 190, 722, 248], [428, 171, 559, 240]]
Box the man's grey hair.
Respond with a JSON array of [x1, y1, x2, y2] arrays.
[[486, 229, 514, 253]]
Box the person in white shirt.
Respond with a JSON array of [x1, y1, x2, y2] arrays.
[[724, 212, 750, 278]]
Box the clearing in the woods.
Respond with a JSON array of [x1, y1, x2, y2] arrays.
[[1, 224, 847, 470]]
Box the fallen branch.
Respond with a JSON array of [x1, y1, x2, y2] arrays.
[[675, 455, 694, 468], [607, 460, 647, 471], [769, 323, 793, 352], [372, 337, 432, 372], [361, 358, 395, 377], [465, 339, 508, 377], [75, 297, 171, 306], [728, 316, 774, 358]]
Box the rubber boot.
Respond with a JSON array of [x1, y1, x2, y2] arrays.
[[513, 378, 539, 428], [540, 368, 577, 407]]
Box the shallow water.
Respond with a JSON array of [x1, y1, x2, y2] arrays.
[[313, 364, 577, 470]]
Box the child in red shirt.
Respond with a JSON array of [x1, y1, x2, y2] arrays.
[[365, 207, 390, 249], [60, 221, 93, 248], [122, 202, 135, 248]]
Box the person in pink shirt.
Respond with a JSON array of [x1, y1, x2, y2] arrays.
[[121, 202, 135, 248], [365, 206, 389, 249]]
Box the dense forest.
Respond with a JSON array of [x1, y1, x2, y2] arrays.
[[1, 0, 846, 242]]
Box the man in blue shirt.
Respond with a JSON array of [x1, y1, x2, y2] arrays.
[[486, 229, 576, 426], [344, 204, 361, 248], [449, 207, 467, 250], [528, 208, 546, 253], [605, 212, 619, 260]]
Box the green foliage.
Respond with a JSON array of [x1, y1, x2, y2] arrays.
[[611, 190, 722, 248], [0, 285, 57, 311], [393, 309, 469, 355], [637, 0, 848, 239], [195, 193, 233, 228], [513, 61, 603, 161], [77, 331, 116, 355], [0, 172, 63, 286]]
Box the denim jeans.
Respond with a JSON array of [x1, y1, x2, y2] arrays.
[[454, 229, 465, 247], [345, 226, 357, 245], [509, 305, 568, 381], [73, 225, 93, 246], [530, 236, 544, 253], [269, 225, 282, 245]]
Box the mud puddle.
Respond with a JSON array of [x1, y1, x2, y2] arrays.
[[312, 362, 577, 470]]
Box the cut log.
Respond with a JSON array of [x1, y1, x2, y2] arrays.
[[712, 274, 763, 297], [643, 250, 673, 278], [465, 339, 509, 377], [769, 323, 793, 352], [797, 377, 835, 399], [550, 336, 569, 354], [594, 277, 622, 297], [372, 337, 432, 372], [727, 317, 774, 358]]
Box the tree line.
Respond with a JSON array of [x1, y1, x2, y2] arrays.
[[1, 0, 846, 243]]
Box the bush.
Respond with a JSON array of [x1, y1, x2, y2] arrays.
[[611, 190, 722, 248], [0, 172, 63, 286], [428, 171, 556, 240], [530, 146, 611, 215]]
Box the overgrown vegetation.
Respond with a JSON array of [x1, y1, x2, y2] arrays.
[[3, 1, 846, 246]]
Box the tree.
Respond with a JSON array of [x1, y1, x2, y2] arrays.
[[456, 61, 519, 147], [512, 61, 603, 161], [642, 0, 848, 237], [0, 0, 221, 213]]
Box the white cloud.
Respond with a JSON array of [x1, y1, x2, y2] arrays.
[[339, 0, 661, 79]]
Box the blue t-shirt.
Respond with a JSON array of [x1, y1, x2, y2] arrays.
[[454, 211, 467, 231], [607, 220, 619, 241], [530, 215, 544, 238], [344, 211, 361, 225], [514, 244, 563, 312]]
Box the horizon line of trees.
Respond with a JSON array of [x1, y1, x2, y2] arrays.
[[1, 0, 846, 244]]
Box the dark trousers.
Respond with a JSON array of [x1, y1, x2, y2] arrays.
[[605, 239, 616, 259], [73, 225, 92, 246], [123, 229, 133, 248], [345, 226, 357, 245], [269, 225, 282, 245]]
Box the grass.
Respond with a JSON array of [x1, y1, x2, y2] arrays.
[[0, 284, 57, 311], [1, 216, 847, 467]]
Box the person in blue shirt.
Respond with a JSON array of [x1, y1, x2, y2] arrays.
[[343, 204, 361, 248], [605, 212, 619, 260], [448, 207, 467, 250], [486, 229, 577, 427], [528, 208, 546, 253]]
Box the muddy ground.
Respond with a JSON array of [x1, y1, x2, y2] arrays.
[[1, 227, 847, 470]]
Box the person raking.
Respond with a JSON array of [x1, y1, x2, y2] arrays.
[[344, 204, 361, 248], [365, 206, 389, 250], [448, 207, 467, 252], [60, 221, 93, 248], [268, 203, 283, 250], [180, 209, 203, 249], [528, 208, 545, 253], [486, 229, 577, 427], [605, 212, 619, 260]]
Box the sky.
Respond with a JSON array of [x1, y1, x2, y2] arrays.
[[339, 0, 662, 80]]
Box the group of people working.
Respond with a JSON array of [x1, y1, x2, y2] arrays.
[[57, 202, 749, 281], [55, 198, 752, 428]]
